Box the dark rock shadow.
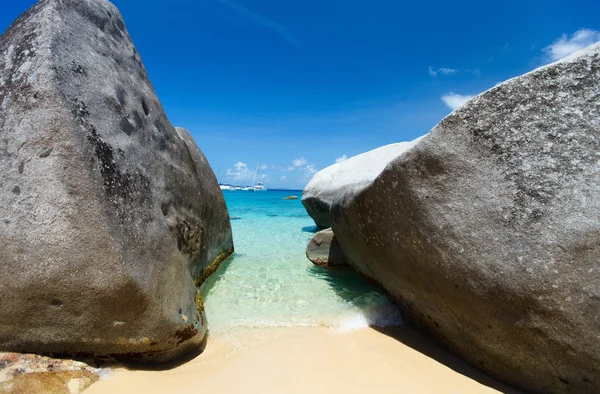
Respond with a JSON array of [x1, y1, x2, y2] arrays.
[[301, 225, 320, 233], [306, 265, 381, 302], [26, 332, 209, 372], [115, 334, 208, 371], [371, 324, 523, 393]]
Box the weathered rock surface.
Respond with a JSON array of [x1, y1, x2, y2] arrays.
[[328, 43, 600, 393], [0, 0, 233, 362], [305, 228, 348, 268], [0, 352, 99, 394], [302, 141, 421, 228]]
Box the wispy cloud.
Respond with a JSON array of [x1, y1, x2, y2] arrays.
[[544, 29, 600, 61], [229, 157, 317, 185], [467, 68, 481, 77], [225, 161, 266, 184], [225, 161, 254, 182], [441, 93, 475, 110], [215, 0, 301, 48], [428, 66, 457, 77], [292, 157, 307, 167], [301, 164, 318, 180], [429, 67, 482, 78], [335, 154, 348, 163]]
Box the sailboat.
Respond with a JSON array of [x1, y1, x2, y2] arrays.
[[245, 161, 267, 192], [253, 181, 267, 191], [217, 170, 235, 192]]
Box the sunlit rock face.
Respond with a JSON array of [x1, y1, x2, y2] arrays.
[[330, 44, 600, 393], [0, 0, 232, 362], [302, 140, 421, 229]]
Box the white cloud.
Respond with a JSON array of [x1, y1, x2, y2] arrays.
[[441, 93, 475, 110], [292, 157, 307, 167], [280, 176, 287, 181], [225, 162, 254, 183], [225, 161, 268, 184], [287, 166, 295, 171], [301, 164, 318, 180], [335, 154, 348, 163], [439, 68, 457, 75], [428, 66, 457, 77], [544, 29, 600, 61], [259, 163, 269, 170]]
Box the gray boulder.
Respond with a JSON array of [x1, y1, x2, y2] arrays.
[[330, 43, 600, 393], [302, 141, 421, 228], [0, 0, 233, 362], [305, 228, 348, 268]]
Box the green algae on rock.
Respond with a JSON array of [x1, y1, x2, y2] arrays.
[[195, 247, 235, 288]]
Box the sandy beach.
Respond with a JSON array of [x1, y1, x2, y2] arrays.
[[85, 324, 519, 394]]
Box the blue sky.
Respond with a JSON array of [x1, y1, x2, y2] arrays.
[[2, 0, 600, 189]]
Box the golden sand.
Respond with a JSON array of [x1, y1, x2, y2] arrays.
[[84, 325, 519, 394]]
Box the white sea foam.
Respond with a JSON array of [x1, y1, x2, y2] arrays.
[[333, 302, 404, 332]]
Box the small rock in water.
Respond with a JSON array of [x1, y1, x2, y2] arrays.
[[282, 196, 298, 200], [306, 228, 348, 269]]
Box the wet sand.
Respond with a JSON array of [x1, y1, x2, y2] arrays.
[[84, 325, 519, 394]]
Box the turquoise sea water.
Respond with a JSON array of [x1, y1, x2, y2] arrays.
[[202, 190, 402, 335]]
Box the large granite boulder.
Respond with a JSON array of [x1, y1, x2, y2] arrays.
[[0, 0, 233, 362], [305, 228, 348, 268], [302, 141, 420, 228], [328, 43, 600, 393]]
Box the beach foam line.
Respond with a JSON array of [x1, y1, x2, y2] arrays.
[[333, 301, 404, 332], [205, 299, 404, 335]]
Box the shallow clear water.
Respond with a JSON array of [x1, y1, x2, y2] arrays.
[[202, 190, 402, 335]]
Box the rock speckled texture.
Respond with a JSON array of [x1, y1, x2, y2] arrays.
[[0, 0, 233, 362], [328, 43, 600, 393]]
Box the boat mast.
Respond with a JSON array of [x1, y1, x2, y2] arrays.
[[252, 161, 259, 187]]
